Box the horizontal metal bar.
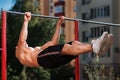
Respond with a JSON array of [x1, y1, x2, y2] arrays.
[[6, 10, 60, 19], [5, 10, 120, 27]]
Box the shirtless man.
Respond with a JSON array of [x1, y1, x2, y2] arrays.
[[16, 12, 113, 69]]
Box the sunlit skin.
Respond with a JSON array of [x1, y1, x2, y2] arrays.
[[15, 12, 93, 67]]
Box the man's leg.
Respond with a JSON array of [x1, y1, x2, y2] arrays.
[[61, 41, 93, 55], [61, 32, 109, 56]]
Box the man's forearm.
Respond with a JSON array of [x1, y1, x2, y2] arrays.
[[51, 17, 64, 44], [19, 21, 29, 42], [51, 23, 61, 44]]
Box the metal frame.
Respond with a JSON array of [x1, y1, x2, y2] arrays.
[[1, 10, 7, 80], [6, 10, 120, 27]]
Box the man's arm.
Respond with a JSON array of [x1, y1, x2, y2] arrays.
[[40, 16, 64, 50], [51, 16, 64, 45], [18, 12, 31, 45]]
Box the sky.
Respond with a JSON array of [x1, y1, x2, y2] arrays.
[[0, 0, 15, 10]]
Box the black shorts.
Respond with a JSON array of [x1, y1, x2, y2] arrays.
[[37, 41, 77, 69]]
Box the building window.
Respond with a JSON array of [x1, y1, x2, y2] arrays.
[[82, 0, 91, 5], [82, 31, 89, 42], [90, 8, 97, 19], [90, 9, 94, 19], [104, 6, 110, 17], [55, 6, 64, 13], [82, 12, 90, 20], [82, 12, 90, 24], [91, 26, 110, 38], [50, 6, 53, 9], [90, 5, 110, 19]]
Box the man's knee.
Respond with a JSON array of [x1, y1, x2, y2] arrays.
[[61, 44, 71, 54], [61, 44, 80, 55]]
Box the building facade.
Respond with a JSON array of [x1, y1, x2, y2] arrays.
[[76, 0, 120, 78]]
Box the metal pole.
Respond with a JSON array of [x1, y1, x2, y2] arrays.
[[6, 11, 120, 27], [74, 21, 80, 80], [1, 10, 7, 80]]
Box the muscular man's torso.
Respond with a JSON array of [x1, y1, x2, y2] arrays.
[[15, 42, 42, 67]]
